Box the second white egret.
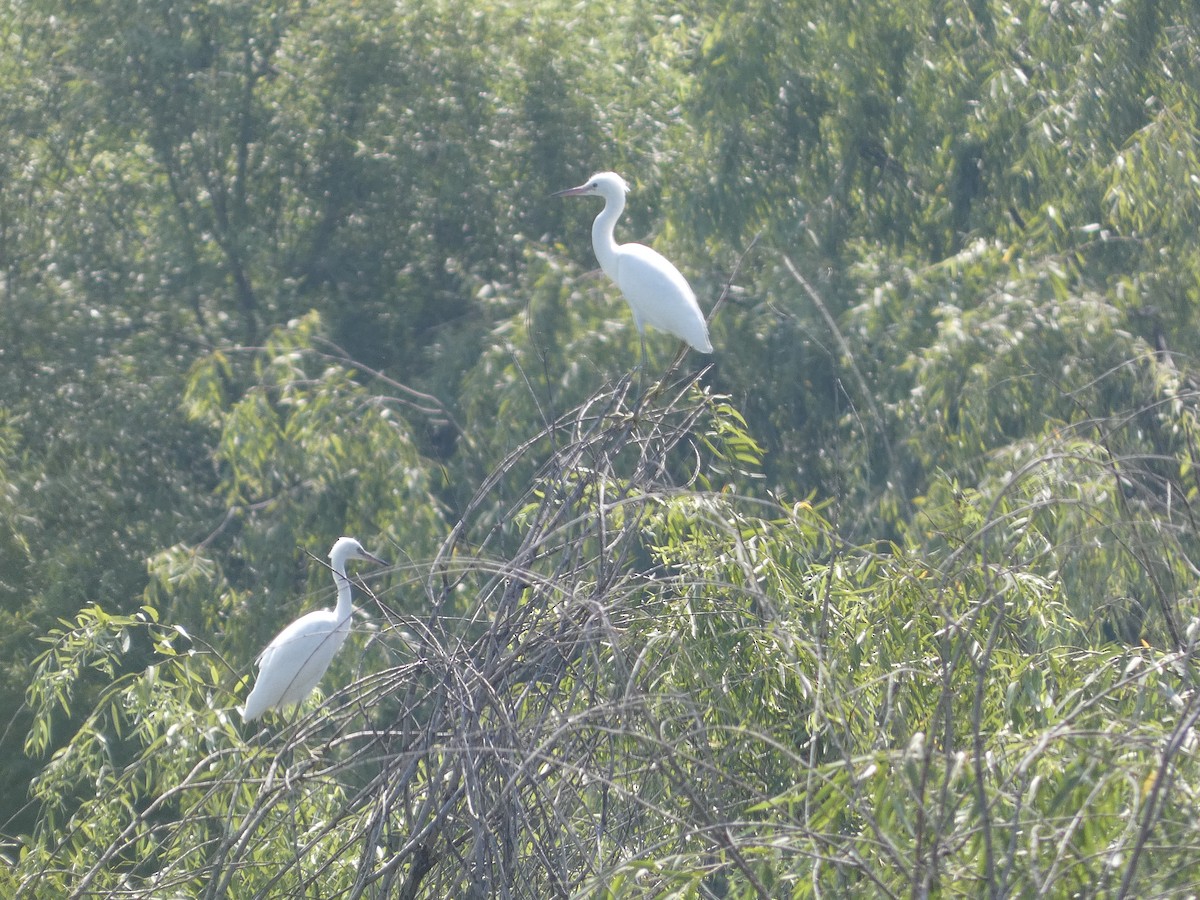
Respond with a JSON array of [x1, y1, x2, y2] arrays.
[[554, 172, 712, 360], [242, 536, 387, 722]]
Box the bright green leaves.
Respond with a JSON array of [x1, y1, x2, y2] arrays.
[[16, 345, 1200, 897], [26, 605, 147, 760], [843, 221, 1199, 647], [700, 400, 766, 486], [185, 312, 444, 536], [174, 312, 446, 661], [22, 601, 222, 859], [19, 598, 356, 897], [624, 477, 1196, 896], [6, 0, 1200, 896]]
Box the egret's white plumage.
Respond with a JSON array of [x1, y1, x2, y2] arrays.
[[242, 536, 386, 722], [554, 172, 712, 354]]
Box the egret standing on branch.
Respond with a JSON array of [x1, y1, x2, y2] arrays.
[[242, 536, 387, 722], [554, 172, 712, 367]]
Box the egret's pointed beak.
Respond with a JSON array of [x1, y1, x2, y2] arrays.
[[359, 549, 389, 567], [552, 183, 591, 198]]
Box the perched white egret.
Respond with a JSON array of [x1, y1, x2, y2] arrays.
[[554, 172, 712, 362], [242, 536, 387, 722]]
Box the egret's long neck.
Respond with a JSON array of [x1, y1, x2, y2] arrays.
[[591, 191, 624, 282], [332, 560, 353, 621]]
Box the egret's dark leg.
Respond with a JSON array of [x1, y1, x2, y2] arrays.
[[670, 339, 689, 374], [638, 330, 649, 396]]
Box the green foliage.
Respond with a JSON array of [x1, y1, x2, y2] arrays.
[[171, 312, 448, 664], [15, 382, 1200, 897], [5, 0, 1200, 895], [20, 602, 359, 897]]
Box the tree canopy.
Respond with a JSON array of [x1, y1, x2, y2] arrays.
[[4, 0, 1200, 896]]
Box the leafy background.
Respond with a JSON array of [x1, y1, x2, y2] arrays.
[[3, 0, 1200, 895]]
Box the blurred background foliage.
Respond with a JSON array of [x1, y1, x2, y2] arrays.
[[3, 0, 1200, 894]]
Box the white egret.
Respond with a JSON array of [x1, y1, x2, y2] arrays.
[[554, 172, 712, 364], [242, 536, 387, 722]]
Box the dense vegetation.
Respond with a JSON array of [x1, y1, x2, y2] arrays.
[[3, 0, 1200, 895]]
